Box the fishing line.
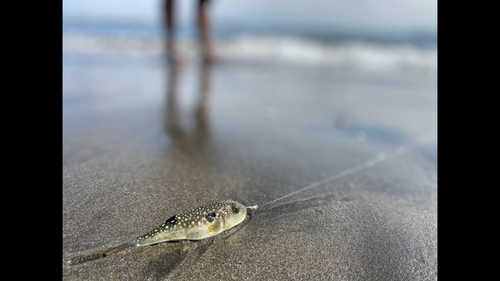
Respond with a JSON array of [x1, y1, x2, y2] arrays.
[[257, 131, 435, 210]]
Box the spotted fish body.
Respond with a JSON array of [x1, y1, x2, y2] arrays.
[[105, 199, 257, 256]]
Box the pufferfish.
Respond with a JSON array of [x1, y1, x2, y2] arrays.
[[104, 199, 257, 256]]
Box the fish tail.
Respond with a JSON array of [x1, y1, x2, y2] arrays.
[[103, 239, 137, 256]]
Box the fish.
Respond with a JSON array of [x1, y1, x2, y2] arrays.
[[104, 199, 257, 256]]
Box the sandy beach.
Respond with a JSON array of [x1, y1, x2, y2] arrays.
[[63, 49, 437, 280]]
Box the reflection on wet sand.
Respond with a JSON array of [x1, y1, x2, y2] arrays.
[[63, 50, 437, 279], [163, 63, 213, 158]]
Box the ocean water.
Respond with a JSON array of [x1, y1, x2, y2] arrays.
[[63, 19, 437, 75]]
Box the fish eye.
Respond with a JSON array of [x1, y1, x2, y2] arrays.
[[206, 212, 216, 222], [233, 205, 241, 213]]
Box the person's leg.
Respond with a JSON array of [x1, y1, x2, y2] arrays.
[[164, 0, 180, 63], [198, 0, 214, 63]]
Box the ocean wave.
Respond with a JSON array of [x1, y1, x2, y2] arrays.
[[219, 36, 436, 74], [63, 33, 436, 74]]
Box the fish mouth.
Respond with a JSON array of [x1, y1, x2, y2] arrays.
[[244, 204, 258, 211]]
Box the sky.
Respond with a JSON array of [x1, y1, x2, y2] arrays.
[[63, 0, 437, 33]]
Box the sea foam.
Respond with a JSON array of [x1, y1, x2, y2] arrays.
[[63, 33, 436, 74]]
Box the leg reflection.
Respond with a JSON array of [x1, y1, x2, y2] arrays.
[[163, 63, 213, 155], [164, 64, 184, 139], [194, 62, 212, 146]]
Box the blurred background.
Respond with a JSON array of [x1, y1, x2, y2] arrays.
[[63, 0, 437, 73], [62, 0, 438, 206]]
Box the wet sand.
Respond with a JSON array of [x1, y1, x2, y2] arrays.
[[63, 52, 437, 280]]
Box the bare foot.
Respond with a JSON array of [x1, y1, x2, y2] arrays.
[[202, 46, 217, 65], [165, 41, 189, 68], [165, 50, 190, 69]]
